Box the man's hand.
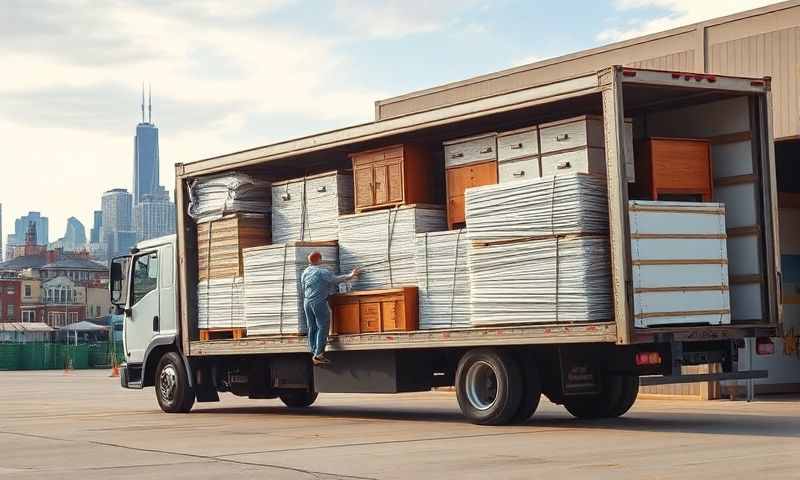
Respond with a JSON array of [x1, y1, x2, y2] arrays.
[[351, 267, 362, 278]]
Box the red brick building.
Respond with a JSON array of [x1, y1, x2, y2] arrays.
[[0, 278, 22, 322]]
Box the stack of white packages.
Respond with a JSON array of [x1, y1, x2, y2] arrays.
[[469, 237, 612, 325], [197, 278, 245, 329], [189, 172, 272, 223], [465, 174, 608, 241], [272, 171, 354, 243], [243, 242, 338, 335], [414, 230, 471, 329], [339, 206, 446, 290]]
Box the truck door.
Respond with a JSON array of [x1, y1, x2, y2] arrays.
[[126, 251, 160, 364]]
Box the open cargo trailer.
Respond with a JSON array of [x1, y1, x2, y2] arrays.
[[116, 66, 782, 425]]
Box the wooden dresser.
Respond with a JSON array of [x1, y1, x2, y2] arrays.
[[330, 287, 419, 334], [631, 138, 712, 201], [443, 133, 498, 229], [350, 144, 436, 213]]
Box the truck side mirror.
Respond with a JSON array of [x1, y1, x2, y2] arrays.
[[110, 256, 130, 307]]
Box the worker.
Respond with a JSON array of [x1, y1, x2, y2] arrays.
[[301, 251, 361, 365]]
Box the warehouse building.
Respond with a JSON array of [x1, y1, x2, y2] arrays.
[[374, 1, 800, 395]]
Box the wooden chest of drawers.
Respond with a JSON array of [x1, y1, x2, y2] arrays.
[[443, 134, 499, 229], [350, 144, 436, 213], [631, 138, 712, 201], [197, 213, 271, 281], [330, 287, 419, 334]]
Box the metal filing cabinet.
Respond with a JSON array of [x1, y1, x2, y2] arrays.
[[497, 126, 540, 183]]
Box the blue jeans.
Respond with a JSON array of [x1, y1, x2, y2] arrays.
[[304, 300, 330, 357]]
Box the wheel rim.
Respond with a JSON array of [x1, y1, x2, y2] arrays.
[[465, 360, 498, 411], [159, 364, 178, 403]]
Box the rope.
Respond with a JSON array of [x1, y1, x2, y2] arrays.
[[449, 229, 463, 328], [299, 175, 308, 241], [278, 244, 288, 335], [386, 207, 399, 287]]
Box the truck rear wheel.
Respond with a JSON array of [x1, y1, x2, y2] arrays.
[[563, 373, 638, 419], [279, 390, 318, 408], [456, 349, 522, 426], [510, 359, 542, 424], [155, 352, 195, 413]]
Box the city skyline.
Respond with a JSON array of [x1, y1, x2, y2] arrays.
[[0, 0, 777, 242]]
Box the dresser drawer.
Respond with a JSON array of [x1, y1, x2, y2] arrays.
[[539, 116, 604, 154], [497, 127, 539, 161], [540, 148, 606, 177], [444, 133, 497, 168], [498, 157, 540, 183]]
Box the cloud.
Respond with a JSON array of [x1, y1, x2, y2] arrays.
[[597, 0, 780, 42], [332, 0, 484, 38]]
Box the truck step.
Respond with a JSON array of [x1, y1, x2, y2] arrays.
[[199, 328, 247, 341]]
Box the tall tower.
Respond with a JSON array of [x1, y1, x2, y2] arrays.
[[133, 85, 160, 205]]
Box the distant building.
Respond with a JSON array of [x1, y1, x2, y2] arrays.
[[0, 278, 21, 322], [101, 188, 134, 257], [62, 217, 87, 252], [134, 186, 175, 241], [0, 203, 3, 262], [133, 86, 160, 205], [90, 210, 102, 244], [6, 212, 48, 261]]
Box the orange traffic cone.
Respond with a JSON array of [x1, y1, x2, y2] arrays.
[[110, 359, 120, 378]]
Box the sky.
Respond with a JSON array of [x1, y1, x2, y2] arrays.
[[0, 0, 781, 242]]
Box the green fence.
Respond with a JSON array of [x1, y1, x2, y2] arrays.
[[0, 342, 123, 371]]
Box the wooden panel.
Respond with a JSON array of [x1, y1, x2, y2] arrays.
[[197, 214, 270, 281], [387, 160, 404, 203], [354, 166, 374, 209], [631, 139, 712, 202], [360, 302, 382, 333], [381, 301, 399, 331], [448, 195, 466, 226], [332, 303, 360, 334], [373, 164, 389, 205]]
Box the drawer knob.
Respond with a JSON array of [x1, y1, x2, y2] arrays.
[[317, 185, 327, 193], [513, 171, 526, 177], [510, 143, 523, 150], [556, 133, 570, 142], [451, 152, 464, 159], [480, 146, 493, 154], [556, 161, 571, 170]]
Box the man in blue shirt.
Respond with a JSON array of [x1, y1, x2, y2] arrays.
[[301, 251, 361, 365]]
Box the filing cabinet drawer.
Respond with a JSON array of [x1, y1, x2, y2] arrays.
[[498, 157, 540, 183], [497, 127, 539, 161], [444, 133, 497, 168], [539, 116, 604, 154], [540, 148, 606, 177]]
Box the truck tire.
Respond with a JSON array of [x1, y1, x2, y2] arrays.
[[279, 390, 318, 408], [456, 349, 522, 426], [510, 360, 542, 424], [155, 352, 195, 413], [563, 373, 637, 419]]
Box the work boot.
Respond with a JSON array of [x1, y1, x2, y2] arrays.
[[314, 354, 331, 365]]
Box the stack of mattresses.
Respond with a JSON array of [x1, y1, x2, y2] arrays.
[[338, 206, 446, 290], [272, 171, 354, 243], [468, 237, 612, 325], [188, 172, 271, 223], [465, 174, 608, 241], [414, 230, 471, 329], [197, 213, 271, 281], [243, 242, 339, 335], [197, 278, 245, 329]]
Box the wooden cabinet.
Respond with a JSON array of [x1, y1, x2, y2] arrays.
[[630, 138, 712, 201], [446, 160, 497, 229], [330, 287, 419, 334], [350, 144, 436, 212]]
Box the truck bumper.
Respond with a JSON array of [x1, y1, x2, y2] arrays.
[[120, 363, 144, 389]]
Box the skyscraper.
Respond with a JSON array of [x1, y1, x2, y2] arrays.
[[61, 217, 87, 252], [6, 212, 48, 260], [133, 86, 160, 205], [101, 189, 135, 257], [134, 186, 176, 241], [90, 210, 102, 244]]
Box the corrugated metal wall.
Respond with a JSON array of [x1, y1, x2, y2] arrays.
[[376, 2, 800, 139]]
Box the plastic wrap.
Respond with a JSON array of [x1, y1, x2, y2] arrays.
[[189, 172, 271, 223]]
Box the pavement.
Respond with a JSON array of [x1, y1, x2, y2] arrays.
[[1, 370, 799, 479]]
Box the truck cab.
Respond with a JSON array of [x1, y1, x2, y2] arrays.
[[111, 235, 181, 395]]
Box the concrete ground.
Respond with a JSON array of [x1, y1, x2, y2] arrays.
[[0, 370, 798, 479]]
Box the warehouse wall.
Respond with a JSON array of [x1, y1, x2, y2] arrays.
[[375, 1, 800, 140]]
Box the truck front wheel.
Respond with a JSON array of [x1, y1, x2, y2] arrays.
[[456, 349, 522, 425], [155, 352, 195, 413], [563, 373, 638, 419]]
